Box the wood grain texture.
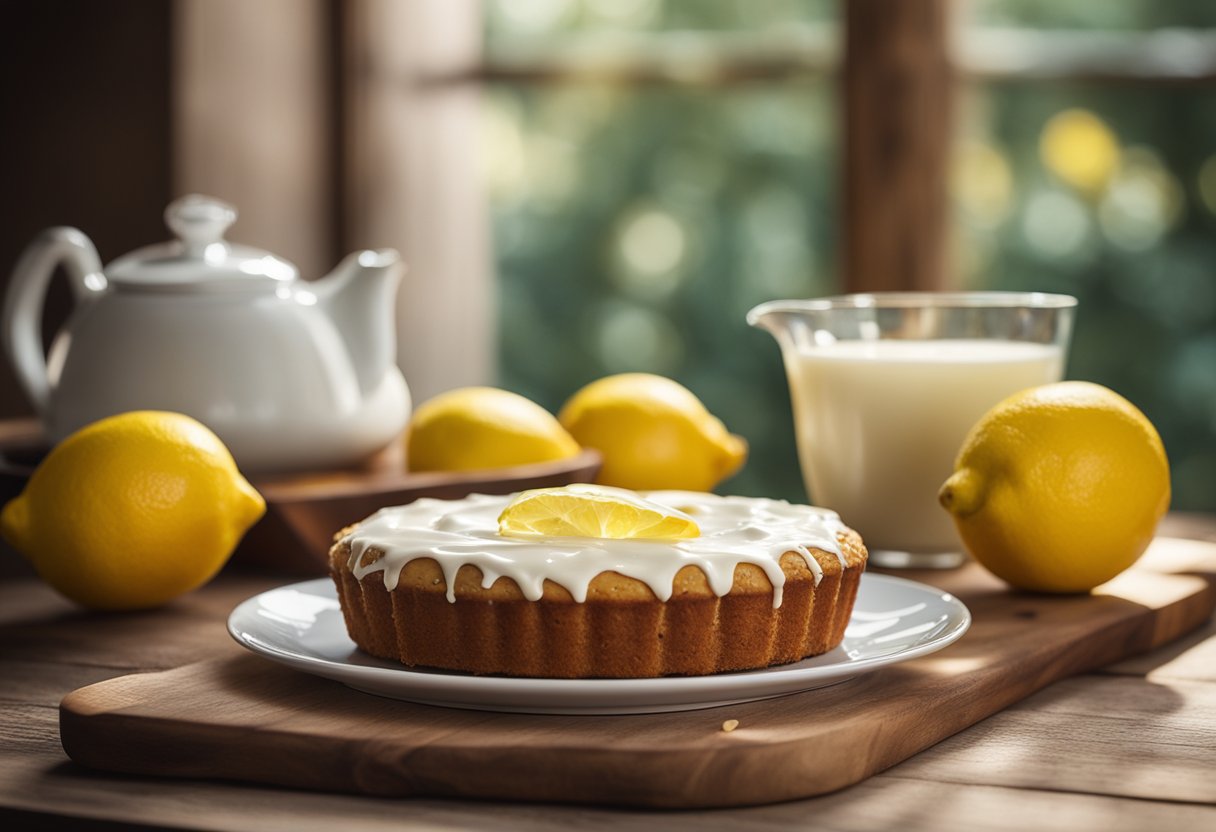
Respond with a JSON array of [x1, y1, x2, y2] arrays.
[[894, 675, 1216, 803], [1103, 616, 1216, 682], [4, 755, 1212, 832], [3, 527, 1216, 831], [56, 537, 1216, 809]]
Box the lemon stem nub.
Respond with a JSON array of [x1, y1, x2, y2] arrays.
[[719, 434, 749, 479], [939, 468, 985, 518], [0, 496, 31, 559]]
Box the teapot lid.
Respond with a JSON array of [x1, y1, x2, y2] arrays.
[[105, 195, 299, 292]]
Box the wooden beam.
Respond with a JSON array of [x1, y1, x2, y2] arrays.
[[424, 27, 838, 88], [428, 26, 1216, 89], [843, 0, 954, 293], [172, 0, 337, 279], [962, 26, 1216, 85], [340, 0, 494, 403]]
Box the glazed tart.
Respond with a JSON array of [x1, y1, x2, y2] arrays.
[[330, 490, 867, 678]]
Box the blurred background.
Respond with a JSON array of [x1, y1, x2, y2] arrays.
[[2, 0, 1214, 510]]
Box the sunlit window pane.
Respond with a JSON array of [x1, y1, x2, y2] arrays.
[[485, 0, 1216, 511], [958, 2, 1216, 510], [483, 79, 838, 501]]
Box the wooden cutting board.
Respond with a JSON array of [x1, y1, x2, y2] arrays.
[[59, 537, 1216, 809]]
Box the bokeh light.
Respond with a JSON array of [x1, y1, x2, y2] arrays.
[[954, 140, 1014, 228], [525, 134, 581, 208], [481, 97, 526, 200], [959, 79, 1216, 510], [611, 205, 690, 299], [584, 0, 660, 28], [1021, 189, 1091, 259], [1039, 109, 1120, 195], [594, 301, 686, 374], [488, 3, 1216, 511], [489, 0, 574, 34], [482, 95, 583, 213], [619, 208, 686, 275], [1098, 147, 1183, 251], [1196, 153, 1216, 218], [736, 184, 814, 307]]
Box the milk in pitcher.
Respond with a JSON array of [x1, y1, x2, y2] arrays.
[[786, 339, 1064, 553]]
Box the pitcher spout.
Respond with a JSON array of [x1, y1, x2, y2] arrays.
[[745, 300, 785, 337], [315, 249, 405, 394], [748, 300, 811, 351]]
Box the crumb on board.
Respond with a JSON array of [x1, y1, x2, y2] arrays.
[[721, 719, 740, 733]]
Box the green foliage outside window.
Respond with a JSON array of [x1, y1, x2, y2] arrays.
[[485, 0, 1216, 511]]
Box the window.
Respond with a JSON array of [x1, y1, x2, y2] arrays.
[[958, 0, 1216, 510], [483, 1, 839, 501], [480, 0, 1216, 510]]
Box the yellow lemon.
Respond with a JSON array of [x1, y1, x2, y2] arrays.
[[499, 484, 700, 540], [407, 387, 580, 472], [1, 411, 265, 610], [558, 374, 747, 492], [939, 382, 1170, 593]]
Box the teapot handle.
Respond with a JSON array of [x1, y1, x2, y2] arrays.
[[2, 228, 105, 415]]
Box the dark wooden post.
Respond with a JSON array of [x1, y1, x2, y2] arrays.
[[843, 0, 954, 293]]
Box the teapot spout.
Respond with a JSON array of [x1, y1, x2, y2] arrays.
[[315, 249, 405, 394]]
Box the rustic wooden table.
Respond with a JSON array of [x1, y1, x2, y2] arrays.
[[2, 516, 1215, 831]]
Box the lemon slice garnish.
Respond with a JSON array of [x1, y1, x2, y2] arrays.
[[498, 484, 700, 541]]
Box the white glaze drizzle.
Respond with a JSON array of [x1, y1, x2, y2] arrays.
[[343, 491, 850, 608]]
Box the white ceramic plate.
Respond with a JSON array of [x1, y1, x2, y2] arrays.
[[228, 574, 970, 715]]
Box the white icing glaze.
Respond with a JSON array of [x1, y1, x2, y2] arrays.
[[343, 491, 850, 608]]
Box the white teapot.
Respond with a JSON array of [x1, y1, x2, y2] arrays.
[[2, 195, 411, 474]]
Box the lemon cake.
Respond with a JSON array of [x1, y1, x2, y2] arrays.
[[329, 488, 867, 678]]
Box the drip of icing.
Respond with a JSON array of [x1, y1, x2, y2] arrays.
[[343, 491, 849, 608]]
